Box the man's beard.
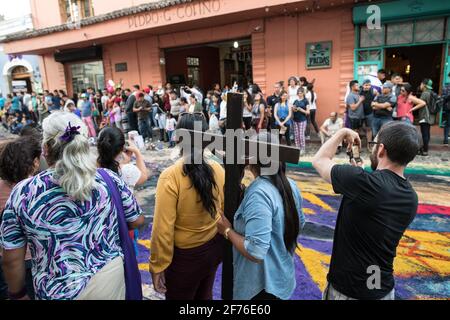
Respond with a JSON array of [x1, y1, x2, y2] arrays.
[[370, 151, 379, 171]]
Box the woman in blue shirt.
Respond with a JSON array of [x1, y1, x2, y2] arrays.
[[292, 88, 310, 155], [273, 91, 293, 146], [217, 132, 305, 300]]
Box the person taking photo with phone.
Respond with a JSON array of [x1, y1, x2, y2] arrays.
[[312, 122, 420, 300]]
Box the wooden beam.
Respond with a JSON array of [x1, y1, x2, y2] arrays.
[[222, 92, 243, 300]]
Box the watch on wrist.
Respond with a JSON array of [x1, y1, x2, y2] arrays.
[[224, 227, 232, 240]]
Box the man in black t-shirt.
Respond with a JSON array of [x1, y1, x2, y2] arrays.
[[312, 122, 420, 300]]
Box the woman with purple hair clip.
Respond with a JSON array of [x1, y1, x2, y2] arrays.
[[0, 111, 144, 300]]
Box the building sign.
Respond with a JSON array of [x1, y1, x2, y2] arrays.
[[306, 41, 332, 69], [128, 0, 222, 29], [11, 80, 27, 93], [115, 63, 128, 72]]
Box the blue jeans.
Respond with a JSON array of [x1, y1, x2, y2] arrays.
[[138, 118, 152, 141], [372, 116, 392, 137], [151, 107, 158, 127], [167, 130, 175, 147]]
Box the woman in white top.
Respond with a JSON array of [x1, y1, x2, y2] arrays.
[[97, 126, 148, 192], [287, 76, 300, 105], [305, 83, 320, 135], [242, 91, 253, 130]]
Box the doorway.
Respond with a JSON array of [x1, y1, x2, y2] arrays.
[[164, 38, 252, 92], [69, 60, 105, 94], [10, 66, 32, 93], [385, 44, 443, 93]]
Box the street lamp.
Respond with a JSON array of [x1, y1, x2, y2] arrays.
[[233, 41, 239, 49]]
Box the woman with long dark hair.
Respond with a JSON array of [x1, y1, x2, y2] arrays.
[[251, 93, 266, 133], [149, 113, 225, 300], [217, 132, 305, 300], [397, 83, 426, 124], [274, 91, 293, 145], [243, 91, 253, 130]]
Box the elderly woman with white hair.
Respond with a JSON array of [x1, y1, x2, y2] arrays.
[[0, 111, 144, 300]]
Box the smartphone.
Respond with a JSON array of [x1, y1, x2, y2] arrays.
[[351, 145, 362, 164]]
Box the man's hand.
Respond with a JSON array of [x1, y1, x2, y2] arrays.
[[151, 272, 167, 294], [342, 128, 362, 152], [350, 158, 364, 168], [313, 128, 361, 183]]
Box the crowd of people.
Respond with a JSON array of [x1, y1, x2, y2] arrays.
[[0, 72, 448, 301], [344, 70, 450, 156], [0, 108, 423, 301], [1, 72, 449, 156]]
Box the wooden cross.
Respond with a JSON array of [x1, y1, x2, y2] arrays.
[[177, 92, 300, 299]]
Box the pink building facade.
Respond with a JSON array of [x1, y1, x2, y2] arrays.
[[3, 0, 450, 130]]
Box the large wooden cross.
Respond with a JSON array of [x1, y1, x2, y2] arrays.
[[177, 92, 300, 299]]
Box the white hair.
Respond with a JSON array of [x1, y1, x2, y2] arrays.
[[42, 111, 97, 201]]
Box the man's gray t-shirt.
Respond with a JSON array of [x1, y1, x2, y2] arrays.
[[346, 92, 364, 119]]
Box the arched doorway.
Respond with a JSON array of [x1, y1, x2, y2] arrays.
[[2, 59, 35, 94], [10, 66, 32, 93]]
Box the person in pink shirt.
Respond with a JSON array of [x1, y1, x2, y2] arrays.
[[396, 83, 426, 124]]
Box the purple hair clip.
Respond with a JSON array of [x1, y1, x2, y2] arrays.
[[60, 122, 81, 143]]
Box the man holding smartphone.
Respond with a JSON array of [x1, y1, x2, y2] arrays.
[[312, 122, 420, 300]]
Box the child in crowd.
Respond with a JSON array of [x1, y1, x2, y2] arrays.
[[165, 113, 177, 148]]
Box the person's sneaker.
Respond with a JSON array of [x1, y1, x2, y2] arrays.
[[305, 136, 311, 140], [299, 149, 305, 156], [444, 142, 449, 147], [418, 150, 429, 156]]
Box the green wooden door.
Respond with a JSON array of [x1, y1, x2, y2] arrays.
[[440, 43, 450, 127]]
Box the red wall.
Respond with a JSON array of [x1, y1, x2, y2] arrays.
[[164, 46, 220, 90]]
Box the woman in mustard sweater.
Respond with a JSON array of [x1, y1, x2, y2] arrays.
[[149, 113, 225, 300]]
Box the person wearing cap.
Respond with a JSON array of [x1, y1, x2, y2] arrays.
[[144, 88, 152, 104], [371, 81, 396, 137], [417, 79, 435, 156], [359, 79, 378, 149]]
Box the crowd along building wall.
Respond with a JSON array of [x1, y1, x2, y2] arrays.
[[4, 0, 358, 126]]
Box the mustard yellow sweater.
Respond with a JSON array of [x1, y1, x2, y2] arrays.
[[149, 159, 225, 273]]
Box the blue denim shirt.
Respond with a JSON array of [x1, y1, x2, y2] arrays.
[[233, 176, 305, 300]]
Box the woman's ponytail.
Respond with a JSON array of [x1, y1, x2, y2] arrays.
[[43, 112, 97, 201], [55, 134, 97, 200]]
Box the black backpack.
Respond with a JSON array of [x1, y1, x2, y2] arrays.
[[428, 91, 443, 115]]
